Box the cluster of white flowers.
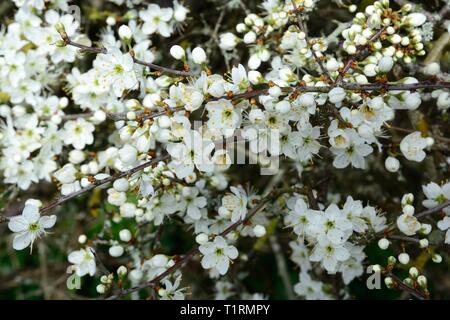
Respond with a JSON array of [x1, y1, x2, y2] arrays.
[[1, 0, 450, 300], [285, 195, 385, 294]]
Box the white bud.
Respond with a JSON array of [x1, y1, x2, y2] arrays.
[[236, 23, 247, 33], [119, 144, 137, 165], [432, 254, 442, 263], [378, 238, 390, 250], [328, 87, 346, 104], [372, 264, 382, 273], [423, 62, 440, 76], [268, 86, 282, 98], [248, 54, 261, 70], [275, 100, 291, 114], [409, 267, 419, 278], [253, 225, 266, 237], [109, 245, 124, 257], [78, 234, 87, 244], [158, 116, 172, 130], [69, 150, 86, 164], [129, 269, 143, 281], [401, 193, 414, 206], [402, 204, 415, 216], [117, 265, 127, 277], [248, 70, 264, 85], [417, 275, 427, 287], [378, 56, 394, 73], [192, 47, 207, 64], [398, 253, 410, 265], [384, 276, 394, 287], [419, 239, 429, 248], [346, 45, 357, 55], [119, 229, 132, 242], [170, 45, 185, 60], [118, 25, 132, 40], [385, 156, 400, 173], [113, 178, 129, 192], [243, 31, 257, 44], [96, 284, 106, 294], [419, 223, 432, 235], [106, 16, 116, 26], [326, 58, 339, 72], [363, 64, 377, 77], [195, 233, 209, 244], [407, 13, 427, 27]]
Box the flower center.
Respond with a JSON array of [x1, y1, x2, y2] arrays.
[[28, 223, 40, 232]]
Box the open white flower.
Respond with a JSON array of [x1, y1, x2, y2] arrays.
[[93, 46, 138, 97], [400, 132, 428, 162], [397, 210, 421, 236], [206, 99, 241, 135], [68, 247, 96, 277], [310, 235, 350, 273], [139, 4, 174, 37], [199, 236, 238, 275], [8, 200, 56, 251], [220, 186, 248, 222], [62, 118, 95, 150]]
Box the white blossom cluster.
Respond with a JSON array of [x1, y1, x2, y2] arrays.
[[1, 0, 450, 300]]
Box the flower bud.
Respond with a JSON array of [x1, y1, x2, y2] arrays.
[[248, 70, 264, 85], [385, 156, 400, 173], [78, 234, 87, 244], [55, 22, 66, 37], [402, 204, 415, 216], [113, 178, 129, 192], [432, 254, 442, 263], [384, 276, 394, 288], [119, 229, 132, 242], [378, 238, 390, 250], [275, 100, 291, 114], [388, 256, 397, 265], [419, 238, 429, 248], [170, 45, 185, 60], [196, 233, 209, 244], [192, 47, 207, 64], [109, 245, 124, 257], [409, 267, 419, 278], [378, 56, 394, 73], [398, 253, 410, 265], [253, 225, 266, 237], [96, 284, 106, 294], [118, 25, 132, 40], [117, 265, 127, 277], [417, 275, 427, 287]]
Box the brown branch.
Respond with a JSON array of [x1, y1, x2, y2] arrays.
[[385, 271, 428, 300], [2, 154, 170, 222], [64, 39, 195, 77], [416, 200, 450, 218], [54, 81, 450, 124], [387, 235, 421, 243], [387, 124, 450, 144]]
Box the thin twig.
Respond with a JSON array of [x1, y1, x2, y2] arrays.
[[3, 155, 169, 221], [65, 39, 195, 77], [416, 200, 450, 218], [385, 271, 427, 300]]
